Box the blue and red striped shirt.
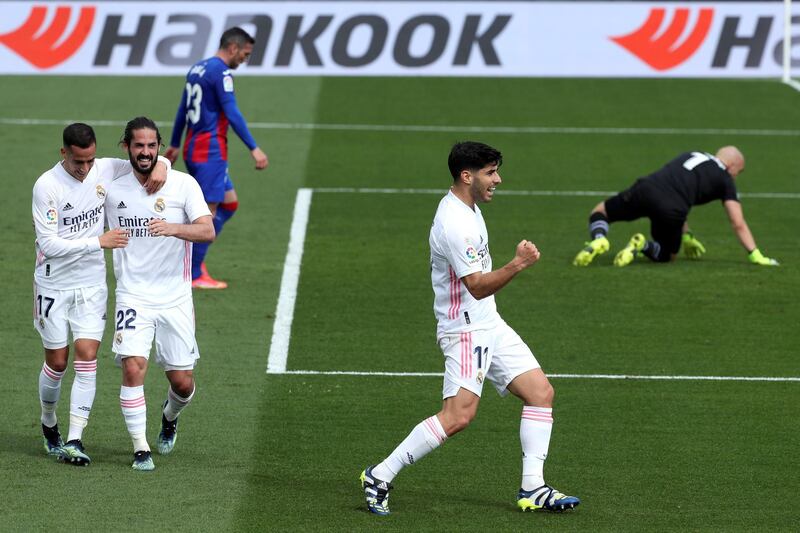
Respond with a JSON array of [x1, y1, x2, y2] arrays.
[[170, 56, 257, 164]]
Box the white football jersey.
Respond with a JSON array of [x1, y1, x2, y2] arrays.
[[105, 169, 210, 308], [430, 190, 499, 337], [32, 158, 133, 290]]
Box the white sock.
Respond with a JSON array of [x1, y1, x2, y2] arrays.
[[68, 359, 97, 441], [373, 415, 448, 482], [120, 385, 149, 452], [163, 385, 195, 422], [520, 406, 553, 491], [39, 363, 65, 427]]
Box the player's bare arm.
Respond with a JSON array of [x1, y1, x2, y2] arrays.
[[251, 147, 268, 170], [462, 240, 540, 300], [142, 158, 169, 195], [164, 146, 180, 165], [98, 228, 129, 249], [723, 199, 757, 251], [148, 215, 215, 243]]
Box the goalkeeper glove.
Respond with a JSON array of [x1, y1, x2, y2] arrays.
[[748, 248, 779, 266], [682, 232, 706, 259]]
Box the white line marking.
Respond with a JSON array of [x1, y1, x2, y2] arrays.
[[312, 187, 800, 200], [3, 117, 800, 137], [783, 78, 800, 93], [279, 369, 800, 382], [266, 188, 313, 374]]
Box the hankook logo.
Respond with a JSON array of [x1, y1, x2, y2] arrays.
[[0, 4, 509, 70], [0, 5, 96, 69], [611, 8, 714, 71]]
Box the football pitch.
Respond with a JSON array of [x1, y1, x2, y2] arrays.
[[1, 75, 798, 531]]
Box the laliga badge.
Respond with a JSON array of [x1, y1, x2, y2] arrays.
[[96, 185, 106, 199], [154, 198, 165, 213], [39, 318, 45, 329], [476, 371, 484, 384], [114, 332, 123, 344]]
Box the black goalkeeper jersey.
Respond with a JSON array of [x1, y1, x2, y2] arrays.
[[637, 151, 739, 220]]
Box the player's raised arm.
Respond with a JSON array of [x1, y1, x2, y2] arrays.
[[723, 199, 779, 265], [462, 240, 541, 300]]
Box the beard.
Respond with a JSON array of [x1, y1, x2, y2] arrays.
[[128, 151, 155, 175]]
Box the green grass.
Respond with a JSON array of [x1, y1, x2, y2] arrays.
[[0, 75, 798, 531]]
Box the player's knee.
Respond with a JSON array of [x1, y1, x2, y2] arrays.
[[47, 360, 68, 373], [523, 380, 554, 407], [545, 383, 555, 405], [121, 357, 147, 384], [451, 413, 474, 434], [536, 381, 555, 406], [174, 381, 194, 398], [169, 373, 194, 397], [44, 347, 69, 371], [440, 410, 475, 435]]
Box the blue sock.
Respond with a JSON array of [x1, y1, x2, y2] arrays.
[[193, 202, 237, 280], [192, 242, 209, 279], [214, 203, 236, 235]]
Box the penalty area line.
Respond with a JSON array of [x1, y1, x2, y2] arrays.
[[266, 188, 313, 374], [277, 369, 800, 382]]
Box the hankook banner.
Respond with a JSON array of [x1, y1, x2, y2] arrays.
[[0, 1, 797, 76]]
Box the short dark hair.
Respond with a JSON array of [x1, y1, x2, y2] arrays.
[[219, 27, 255, 49], [120, 116, 162, 147], [448, 141, 502, 180], [63, 123, 96, 149]]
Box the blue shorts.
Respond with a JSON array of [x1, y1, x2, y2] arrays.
[[185, 161, 234, 203]]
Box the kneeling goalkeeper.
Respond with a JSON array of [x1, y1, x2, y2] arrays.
[[573, 146, 780, 268]]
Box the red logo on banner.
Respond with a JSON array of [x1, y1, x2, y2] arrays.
[[0, 5, 95, 69], [611, 8, 714, 71]]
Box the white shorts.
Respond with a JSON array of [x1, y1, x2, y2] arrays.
[[33, 282, 107, 349], [112, 299, 199, 371], [439, 320, 539, 399]]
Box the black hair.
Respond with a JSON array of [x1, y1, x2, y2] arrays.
[[120, 116, 162, 147], [219, 27, 255, 49], [447, 141, 502, 181], [62, 123, 96, 149]]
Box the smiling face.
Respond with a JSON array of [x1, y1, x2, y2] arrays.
[[60, 143, 96, 181], [467, 162, 502, 204], [124, 127, 159, 177]]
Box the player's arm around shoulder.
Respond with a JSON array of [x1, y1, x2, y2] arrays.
[[144, 156, 170, 194], [96, 156, 169, 194], [462, 240, 540, 300]]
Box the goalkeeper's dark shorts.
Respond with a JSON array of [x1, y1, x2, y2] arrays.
[[604, 178, 686, 261]]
